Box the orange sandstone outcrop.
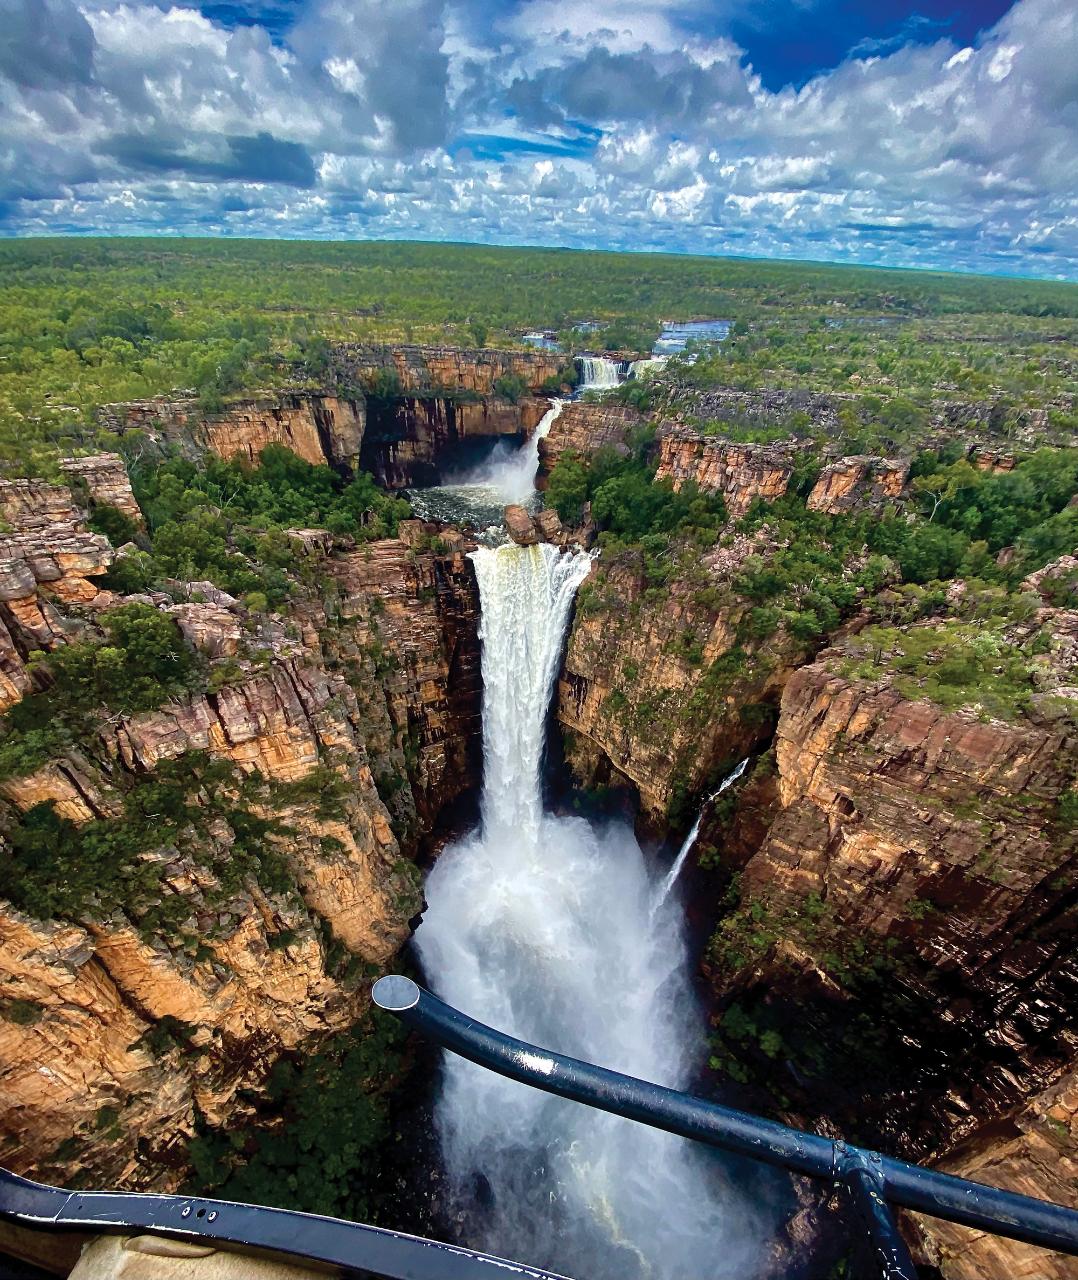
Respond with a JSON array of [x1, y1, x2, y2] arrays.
[[536, 401, 642, 480], [59, 454, 144, 528], [654, 428, 795, 518], [806, 455, 909, 512], [98, 393, 365, 471], [729, 641, 1078, 1278], [557, 533, 803, 819], [333, 344, 564, 396], [0, 461, 481, 1189]]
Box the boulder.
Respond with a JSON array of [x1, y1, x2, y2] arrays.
[[534, 509, 563, 542], [504, 505, 539, 546]]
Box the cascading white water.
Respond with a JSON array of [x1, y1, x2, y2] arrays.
[[576, 355, 622, 390], [415, 543, 760, 1280], [652, 758, 750, 913], [438, 398, 566, 508], [628, 355, 670, 380]]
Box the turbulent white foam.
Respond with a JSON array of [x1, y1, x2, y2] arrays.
[[439, 399, 565, 509], [415, 542, 760, 1279], [576, 355, 622, 389]]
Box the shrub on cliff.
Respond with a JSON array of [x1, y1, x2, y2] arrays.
[[0, 605, 200, 781]]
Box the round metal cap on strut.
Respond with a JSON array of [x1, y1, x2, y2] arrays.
[[372, 975, 421, 1012]]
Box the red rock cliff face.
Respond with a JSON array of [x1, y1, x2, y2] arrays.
[[361, 394, 550, 489], [333, 344, 564, 396], [0, 467, 483, 1192], [654, 427, 796, 518], [806, 455, 909, 512], [536, 401, 643, 481], [98, 393, 365, 471], [557, 534, 807, 821], [725, 631, 1078, 1278]]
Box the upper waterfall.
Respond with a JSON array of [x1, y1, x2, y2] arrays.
[[576, 355, 622, 390], [415, 542, 760, 1280]]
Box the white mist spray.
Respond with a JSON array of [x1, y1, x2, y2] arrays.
[[443, 399, 566, 508], [415, 543, 760, 1279]]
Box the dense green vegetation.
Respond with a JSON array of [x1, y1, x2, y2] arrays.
[[187, 1012, 406, 1223], [2, 237, 1076, 475], [0, 604, 201, 782], [0, 753, 342, 933], [106, 444, 410, 603]]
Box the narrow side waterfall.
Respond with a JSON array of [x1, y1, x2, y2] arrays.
[[415, 543, 759, 1280], [652, 758, 750, 912], [442, 398, 565, 507], [576, 355, 622, 390]]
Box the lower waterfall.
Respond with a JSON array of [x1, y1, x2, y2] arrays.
[[414, 542, 759, 1279]]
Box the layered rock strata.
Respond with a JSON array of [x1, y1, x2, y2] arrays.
[[98, 394, 365, 471], [557, 533, 805, 819], [536, 401, 643, 479], [806, 455, 909, 512], [0, 466, 483, 1190], [720, 621, 1078, 1278], [331, 344, 564, 396], [655, 428, 796, 518]]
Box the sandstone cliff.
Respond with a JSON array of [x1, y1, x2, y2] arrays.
[[0, 463, 483, 1191], [360, 393, 550, 489], [706, 612, 1078, 1278], [536, 401, 643, 480], [98, 394, 365, 471], [655, 427, 796, 518], [806, 455, 909, 512], [557, 533, 807, 820], [331, 344, 564, 397]]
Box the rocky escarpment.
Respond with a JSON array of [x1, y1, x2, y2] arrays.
[[331, 344, 564, 397], [806, 454, 909, 512], [0, 476, 116, 710], [360, 393, 551, 489], [556, 533, 808, 821], [705, 606, 1078, 1278], [342, 345, 566, 490], [536, 400, 644, 480], [98, 393, 366, 471], [670, 385, 1075, 448], [0, 463, 483, 1191], [655, 427, 798, 518]]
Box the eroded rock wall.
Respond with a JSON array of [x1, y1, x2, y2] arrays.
[[721, 635, 1078, 1278], [98, 394, 365, 471], [0, 466, 483, 1191], [654, 427, 796, 518], [332, 344, 564, 396], [556, 534, 805, 820]]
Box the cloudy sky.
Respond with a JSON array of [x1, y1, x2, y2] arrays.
[[2, 0, 1076, 276]]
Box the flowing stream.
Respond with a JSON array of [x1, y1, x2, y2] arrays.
[[414, 542, 759, 1279]]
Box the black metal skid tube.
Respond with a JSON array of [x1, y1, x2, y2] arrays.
[[0, 1165, 573, 1280], [372, 975, 1078, 1262]]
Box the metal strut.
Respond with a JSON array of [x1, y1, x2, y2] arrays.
[[371, 975, 1078, 1273]]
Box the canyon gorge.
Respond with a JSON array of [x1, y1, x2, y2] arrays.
[[0, 342, 1075, 1280]]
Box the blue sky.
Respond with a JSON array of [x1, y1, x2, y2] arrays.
[[1, 0, 1076, 277]]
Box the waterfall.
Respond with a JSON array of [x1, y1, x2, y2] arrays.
[[652, 759, 750, 913], [415, 544, 759, 1280], [629, 355, 669, 380], [443, 398, 565, 507], [576, 355, 622, 390]]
